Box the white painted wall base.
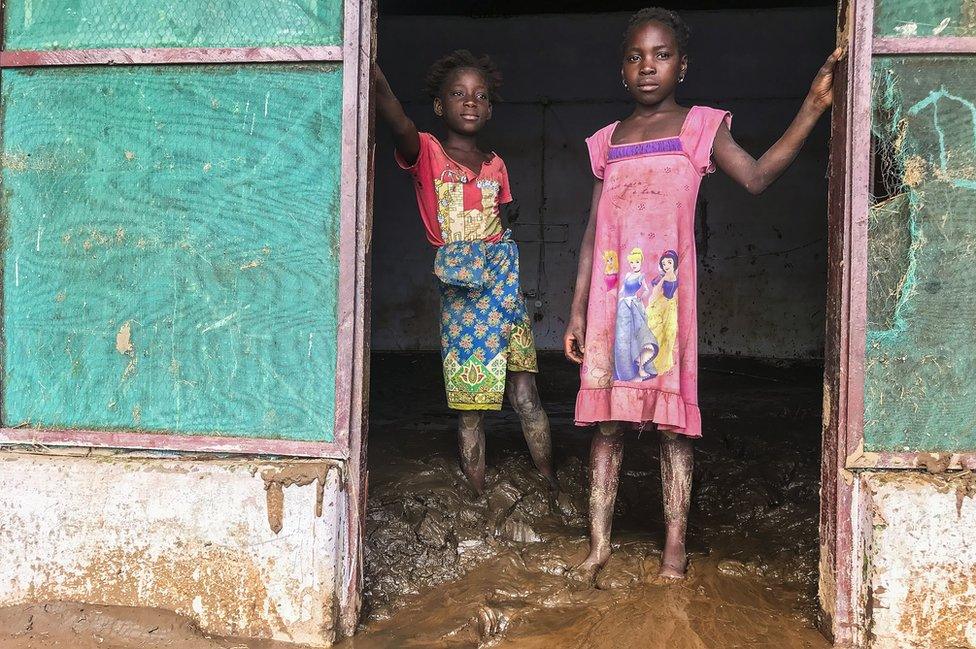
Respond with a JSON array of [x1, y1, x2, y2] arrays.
[[858, 471, 976, 648], [0, 449, 347, 647]]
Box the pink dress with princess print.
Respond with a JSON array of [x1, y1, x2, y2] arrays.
[[575, 106, 731, 438]]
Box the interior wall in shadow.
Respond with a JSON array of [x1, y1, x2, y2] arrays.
[[370, 8, 834, 360]]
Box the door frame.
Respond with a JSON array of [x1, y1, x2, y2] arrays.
[[819, 0, 976, 643]]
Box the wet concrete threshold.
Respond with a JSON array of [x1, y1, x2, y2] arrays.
[[0, 353, 829, 649]]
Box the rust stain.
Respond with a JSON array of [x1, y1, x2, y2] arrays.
[[124, 151, 136, 161], [240, 259, 262, 271]]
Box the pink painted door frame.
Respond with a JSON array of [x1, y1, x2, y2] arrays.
[[819, 0, 976, 643]]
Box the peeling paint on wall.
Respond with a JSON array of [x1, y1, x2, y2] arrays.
[[860, 471, 976, 648], [0, 451, 346, 647]]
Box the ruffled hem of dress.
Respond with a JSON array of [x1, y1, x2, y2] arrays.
[[574, 386, 702, 438]]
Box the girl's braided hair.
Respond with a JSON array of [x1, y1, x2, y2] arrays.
[[623, 8, 691, 56], [424, 49, 503, 102]]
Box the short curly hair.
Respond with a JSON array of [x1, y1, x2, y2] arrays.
[[424, 49, 503, 102], [623, 8, 691, 57]]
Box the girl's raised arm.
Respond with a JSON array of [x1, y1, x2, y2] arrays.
[[373, 63, 422, 165], [564, 180, 604, 364], [712, 48, 842, 195]]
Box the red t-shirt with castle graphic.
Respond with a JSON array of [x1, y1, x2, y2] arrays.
[[397, 132, 512, 247]]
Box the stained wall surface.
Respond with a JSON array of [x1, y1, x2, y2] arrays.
[[0, 451, 346, 646], [860, 472, 976, 648]]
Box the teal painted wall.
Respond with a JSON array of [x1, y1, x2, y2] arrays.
[[875, 0, 976, 38], [1, 64, 343, 442], [865, 57, 976, 452], [3, 0, 342, 51]]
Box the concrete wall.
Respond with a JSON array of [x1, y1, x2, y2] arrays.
[[0, 450, 347, 647], [370, 8, 835, 359], [854, 471, 976, 648]]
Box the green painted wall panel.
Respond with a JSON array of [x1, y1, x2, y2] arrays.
[[865, 57, 976, 452], [875, 0, 976, 37], [3, 0, 342, 51], [1, 65, 343, 441]]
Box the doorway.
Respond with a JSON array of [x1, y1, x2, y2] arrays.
[[358, 1, 839, 645]]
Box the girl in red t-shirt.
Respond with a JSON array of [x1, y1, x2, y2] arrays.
[[374, 51, 557, 496]]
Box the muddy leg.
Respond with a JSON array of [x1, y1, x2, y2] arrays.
[[457, 412, 486, 495], [569, 421, 623, 584], [659, 430, 693, 578], [506, 371, 557, 491]]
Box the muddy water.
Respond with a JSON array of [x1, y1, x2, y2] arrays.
[[0, 353, 828, 649], [341, 353, 829, 648], [0, 602, 292, 649]]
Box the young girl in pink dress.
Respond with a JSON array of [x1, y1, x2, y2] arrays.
[[563, 7, 841, 582]]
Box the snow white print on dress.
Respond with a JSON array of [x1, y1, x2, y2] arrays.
[[646, 250, 679, 376]]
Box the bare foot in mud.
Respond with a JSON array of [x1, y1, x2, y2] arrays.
[[463, 473, 486, 497], [542, 474, 562, 512], [658, 540, 688, 580], [544, 471, 560, 495], [566, 545, 610, 586]]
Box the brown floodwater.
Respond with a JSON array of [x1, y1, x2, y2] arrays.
[[339, 353, 830, 648], [0, 353, 829, 649]]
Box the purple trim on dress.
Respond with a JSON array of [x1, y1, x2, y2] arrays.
[[608, 137, 683, 162]]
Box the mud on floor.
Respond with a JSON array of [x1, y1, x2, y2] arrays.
[[340, 353, 830, 648]]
